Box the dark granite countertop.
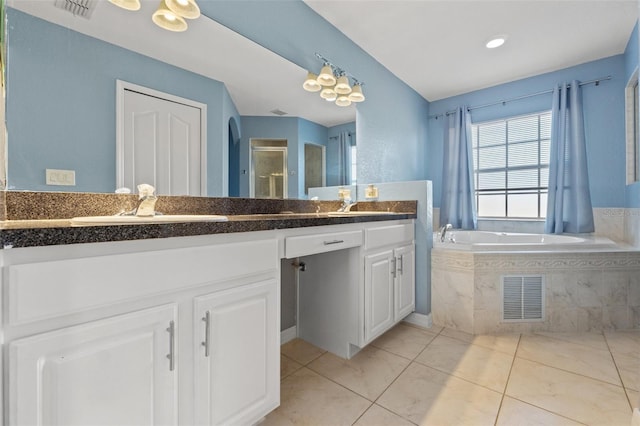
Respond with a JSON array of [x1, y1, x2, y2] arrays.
[[0, 212, 416, 249], [0, 191, 417, 249]]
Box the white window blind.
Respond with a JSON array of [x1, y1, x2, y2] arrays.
[[471, 112, 551, 219]]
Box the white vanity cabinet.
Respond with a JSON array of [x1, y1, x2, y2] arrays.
[[394, 244, 416, 322], [363, 224, 415, 343], [2, 237, 280, 426], [9, 304, 179, 426], [193, 278, 279, 425]]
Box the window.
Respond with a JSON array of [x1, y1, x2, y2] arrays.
[[471, 112, 551, 219]]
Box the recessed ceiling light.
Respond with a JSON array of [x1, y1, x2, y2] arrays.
[[486, 36, 507, 49]]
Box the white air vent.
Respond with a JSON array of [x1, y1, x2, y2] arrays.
[[54, 0, 96, 19], [502, 275, 544, 322]]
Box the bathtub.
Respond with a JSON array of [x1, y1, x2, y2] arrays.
[[431, 230, 640, 334], [433, 230, 619, 251]]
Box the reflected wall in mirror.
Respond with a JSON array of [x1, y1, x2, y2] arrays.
[[4, 1, 356, 199], [304, 143, 325, 195]]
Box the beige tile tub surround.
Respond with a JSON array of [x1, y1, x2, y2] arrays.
[[434, 208, 639, 247], [268, 326, 638, 425], [432, 249, 640, 334]]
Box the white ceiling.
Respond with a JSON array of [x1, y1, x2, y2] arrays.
[[9, 0, 639, 125], [8, 0, 355, 127], [305, 0, 638, 101]]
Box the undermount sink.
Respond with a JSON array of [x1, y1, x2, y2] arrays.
[[326, 211, 397, 217], [70, 214, 229, 225]]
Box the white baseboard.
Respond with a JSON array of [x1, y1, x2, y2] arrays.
[[280, 326, 297, 345], [403, 312, 432, 329]]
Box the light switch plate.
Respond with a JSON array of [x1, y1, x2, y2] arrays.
[[46, 169, 76, 186]]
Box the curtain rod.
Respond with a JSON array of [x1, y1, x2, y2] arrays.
[[329, 131, 356, 140], [428, 75, 612, 120]]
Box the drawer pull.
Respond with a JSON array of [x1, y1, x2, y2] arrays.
[[166, 320, 176, 371], [202, 311, 211, 357], [323, 239, 344, 245]]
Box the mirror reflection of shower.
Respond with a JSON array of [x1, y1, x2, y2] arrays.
[[250, 139, 288, 199]]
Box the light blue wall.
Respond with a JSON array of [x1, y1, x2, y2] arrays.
[[222, 89, 241, 197], [428, 55, 627, 209], [238, 116, 329, 199], [199, 1, 430, 187], [239, 116, 298, 198], [625, 22, 640, 208], [6, 8, 229, 195], [298, 118, 329, 198]]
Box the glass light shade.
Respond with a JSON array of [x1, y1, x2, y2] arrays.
[[320, 86, 337, 101], [317, 65, 337, 86], [153, 1, 188, 32], [334, 75, 352, 95], [348, 84, 365, 102], [303, 72, 322, 92], [108, 0, 141, 11], [165, 0, 201, 19], [335, 95, 352, 107]]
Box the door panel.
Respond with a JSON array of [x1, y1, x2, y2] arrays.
[[365, 250, 395, 342], [194, 279, 279, 425], [9, 305, 178, 426], [394, 244, 416, 321], [121, 88, 203, 195]]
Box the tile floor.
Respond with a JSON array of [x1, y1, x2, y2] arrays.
[[264, 324, 639, 426]]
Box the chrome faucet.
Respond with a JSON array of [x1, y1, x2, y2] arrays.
[[117, 184, 158, 217], [338, 199, 356, 212], [134, 184, 158, 217], [439, 223, 453, 242]]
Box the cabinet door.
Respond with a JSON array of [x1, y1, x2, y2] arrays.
[[364, 250, 395, 343], [194, 278, 279, 426], [9, 304, 178, 426], [394, 244, 416, 321]]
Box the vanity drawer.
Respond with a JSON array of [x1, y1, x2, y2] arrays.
[[5, 239, 278, 326], [285, 230, 362, 258], [365, 223, 414, 251]]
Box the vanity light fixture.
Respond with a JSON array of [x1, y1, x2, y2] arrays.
[[165, 0, 200, 19], [108, 0, 141, 11], [303, 72, 322, 92], [320, 86, 338, 102], [302, 53, 365, 107], [335, 95, 352, 107], [152, 0, 188, 32], [317, 64, 337, 86], [109, 0, 200, 32], [334, 73, 352, 95], [348, 82, 365, 103]]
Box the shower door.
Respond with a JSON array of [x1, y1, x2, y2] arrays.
[[250, 146, 288, 199]]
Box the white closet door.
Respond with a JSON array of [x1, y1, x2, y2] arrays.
[[121, 88, 203, 196]]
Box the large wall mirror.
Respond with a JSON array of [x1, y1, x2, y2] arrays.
[[3, 0, 356, 199]]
